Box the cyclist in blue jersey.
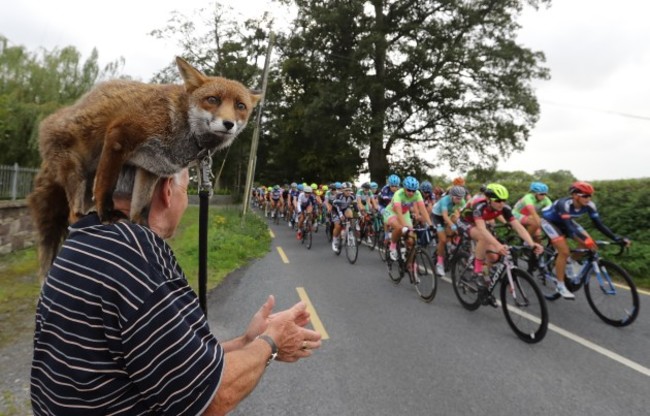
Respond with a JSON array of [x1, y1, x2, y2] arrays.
[[541, 181, 631, 299], [432, 185, 467, 276]]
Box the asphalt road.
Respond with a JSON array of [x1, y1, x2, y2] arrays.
[[207, 217, 650, 416]]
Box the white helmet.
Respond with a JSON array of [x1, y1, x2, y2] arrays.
[[303, 186, 313, 193]]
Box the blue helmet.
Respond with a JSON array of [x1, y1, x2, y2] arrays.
[[420, 180, 433, 193], [370, 181, 378, 189], [297, 184, 304, 191], [387, 174, 401, 187], [334, 181, 342, 190], [403, 176, 419, 191], [530, 181, 549, 194]]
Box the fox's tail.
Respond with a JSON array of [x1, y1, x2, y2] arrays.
[[28, 169, 70, 281]]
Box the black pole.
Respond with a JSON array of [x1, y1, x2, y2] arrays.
[[197, 155, 213, 316], [198, 188, 209, 314]]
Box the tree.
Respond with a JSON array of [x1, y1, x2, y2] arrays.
[[0, 36, 122, 166], [277, 0, 550, 183]]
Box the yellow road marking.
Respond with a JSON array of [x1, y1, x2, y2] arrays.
[[276, 246, 289, 264], [269, 229, 275, 238], [296, 287, 330, 340]]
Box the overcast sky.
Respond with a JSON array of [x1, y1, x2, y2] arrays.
[[1, 0, 649, 181]]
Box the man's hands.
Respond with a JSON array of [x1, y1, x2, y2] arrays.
[[245, 295, 322, 362]]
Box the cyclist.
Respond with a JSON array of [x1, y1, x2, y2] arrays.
[[296, 185, 316, 239], [432, 185, 467, 276], [269, 185, 283, 218], [379, 174, 401, 241], [331, 182, 356, 252], [383, 176, 434, 262], [419, 181, 435, 214], [457, 183, 543, 299], [540, 181, 631, 300], [287, 182, 300, 227], [512, 182, 552, 242], [356, 182, 376, 234]]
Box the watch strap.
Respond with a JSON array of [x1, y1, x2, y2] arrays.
[[256, 334, 278, 366]]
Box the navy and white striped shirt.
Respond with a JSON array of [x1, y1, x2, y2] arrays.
[[31, 214, 223, 415]]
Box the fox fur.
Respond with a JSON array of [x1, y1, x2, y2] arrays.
[[28, 56, 261, 279]]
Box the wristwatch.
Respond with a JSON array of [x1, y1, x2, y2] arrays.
[[256, 334, 278, 366]]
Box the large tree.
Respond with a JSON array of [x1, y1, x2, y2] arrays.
[[277, 0, 551, 183]]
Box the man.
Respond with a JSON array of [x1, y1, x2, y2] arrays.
[[31, 166, 321, 415]]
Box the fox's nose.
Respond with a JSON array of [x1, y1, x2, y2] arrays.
[[223, 121, 235, 131]]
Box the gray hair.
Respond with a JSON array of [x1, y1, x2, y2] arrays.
[[113, 165, 183, 199]]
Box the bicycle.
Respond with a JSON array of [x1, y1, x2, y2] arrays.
[[298, 213, 314, 249], [333, 216, 359, 264], [358, 211, 378, 250], [386, 226, 438, 303], [529, 240, 639, 327], [451, 245, 549, 343]]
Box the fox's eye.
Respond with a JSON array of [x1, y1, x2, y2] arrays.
[[236, 102, 247, 111], [207, 96, 221, 105]]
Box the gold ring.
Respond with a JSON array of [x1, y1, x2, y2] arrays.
[[301, 341, 308, 350]]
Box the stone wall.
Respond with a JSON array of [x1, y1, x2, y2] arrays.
[[0, 200, 36, 255]]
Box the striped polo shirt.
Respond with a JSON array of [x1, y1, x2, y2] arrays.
[[31, 214, 223, 415]]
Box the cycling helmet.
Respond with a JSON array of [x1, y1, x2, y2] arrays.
[[484, 183, 509, 200], [370, 181, 378, 190], [569, 181, 594, 195], [452, 177, 465, 186], [361, 182, 371, 190], [273, 185, 280, 190], [403, 176, 419, 191], [290, 182, 297, 188], [334, 181, 342, 190], [343, 182, 353, 191], [529, 181, 549, 194], [303, 186, 313, 193], [420, 180, 433, 193], [297, 184, 304, 191], [322, 185, 329, 191], [387, 174, 401, 187], [449, 186, 466, 198], [310, 183, 317, 189]]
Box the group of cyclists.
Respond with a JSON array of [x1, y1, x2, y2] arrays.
[[252, 175, 630, 301]]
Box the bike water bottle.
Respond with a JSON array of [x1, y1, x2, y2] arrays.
[[400, 246, 407, 261]]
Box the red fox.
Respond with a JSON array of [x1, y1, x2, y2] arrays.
[[28, 57, 261, 279]]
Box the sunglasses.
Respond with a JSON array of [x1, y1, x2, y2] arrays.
[[578, 193, 592, 199], [536, 193, 547, 196], [405, 189, 416, 194], [492, 198, 507, 203]]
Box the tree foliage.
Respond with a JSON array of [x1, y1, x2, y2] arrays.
[[275, 0, 551, 183], [0, 36, 122, 166]]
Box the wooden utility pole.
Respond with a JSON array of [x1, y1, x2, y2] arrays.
[[242, 31, 275, 221]]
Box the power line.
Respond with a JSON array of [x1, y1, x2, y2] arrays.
[[541, 100, 650, 121]]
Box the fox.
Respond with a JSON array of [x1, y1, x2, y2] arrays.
[[28, 56, 261, 279]]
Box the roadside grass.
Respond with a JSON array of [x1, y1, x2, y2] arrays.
[[0, 206, 270, 348], [168, 206, 271, 292], [0, 248, 40, 348]]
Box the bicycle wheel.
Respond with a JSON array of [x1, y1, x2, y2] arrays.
[[500, 269, 548, 343], [584, 260, 639, 327], [325, 221, 333, 242], [346, 227, 359, 264], [414, 250, 437, 303], [451, 251, 481, 310], [305, 223, 313, 250]]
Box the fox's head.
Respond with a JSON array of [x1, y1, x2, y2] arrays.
[[176, 56, 262, 153]]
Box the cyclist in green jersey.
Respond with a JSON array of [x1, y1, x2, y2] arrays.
[[512, 182, 552, 242], [383, 176, 434, 261]]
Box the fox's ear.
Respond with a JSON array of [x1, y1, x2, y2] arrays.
[[249, 89, 263, 108], [176, 57, 207, 93]]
